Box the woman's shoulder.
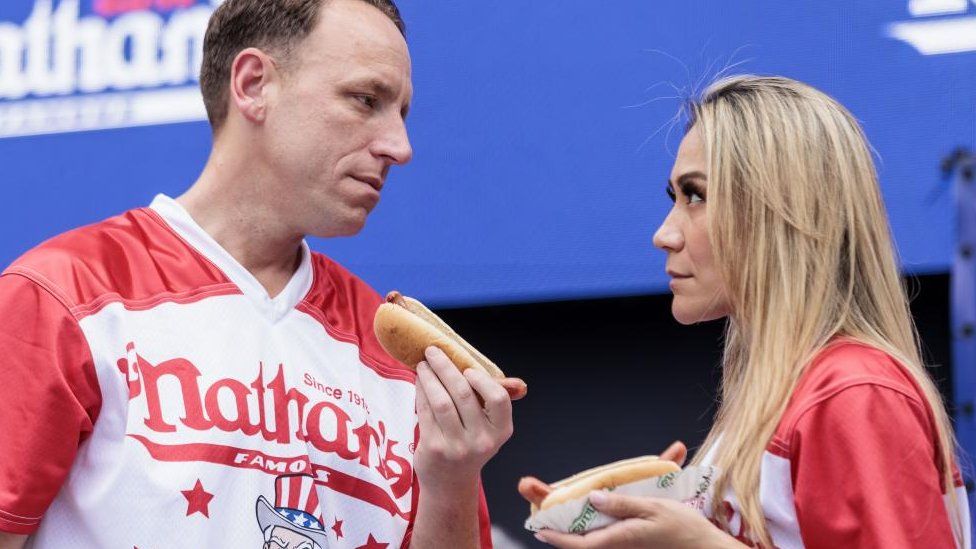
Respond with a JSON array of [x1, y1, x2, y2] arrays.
[[800, 339, 921, 394], [770, 339, 931, 450]]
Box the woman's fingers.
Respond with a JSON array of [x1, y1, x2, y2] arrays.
[[517, 476, 552, 507], [660, 440, 688, 466]]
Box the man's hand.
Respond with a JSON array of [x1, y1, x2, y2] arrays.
[[414, 345, 515, 493], [409, 346, 519, 548], [0, 532, 28, 549]]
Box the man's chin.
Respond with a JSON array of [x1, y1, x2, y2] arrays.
[[309, 213, 370, 238]]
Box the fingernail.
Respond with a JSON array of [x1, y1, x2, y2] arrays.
[[416, 361, 428, 372], [534, 532, 547, 542], [424, 346, 442, 359], [588, 490, 608, 507]]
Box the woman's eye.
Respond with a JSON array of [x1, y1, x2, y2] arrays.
[[665, 185, 677, 203], [679, 182, 706, 205]]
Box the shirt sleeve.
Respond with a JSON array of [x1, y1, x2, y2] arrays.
[[790, 382, 958, 548], [0, 273, 100, 535]]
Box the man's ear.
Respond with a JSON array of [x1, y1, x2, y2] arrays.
[[228, 47, 276, 125]]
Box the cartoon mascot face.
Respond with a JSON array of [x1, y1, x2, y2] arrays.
[[256, 473, 329, 549]]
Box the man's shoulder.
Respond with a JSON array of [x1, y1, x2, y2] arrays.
[[302, 251, 411, 380], [3, 207, 229, 311], [308, 251, 382, 296]]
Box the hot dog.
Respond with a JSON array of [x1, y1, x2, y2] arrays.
[[374, 292, 523, 399], [520, 456, 680, 514]]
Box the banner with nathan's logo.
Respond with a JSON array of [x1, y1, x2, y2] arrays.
[[0, 0, 972, 310], [0, 0, 219, 138]]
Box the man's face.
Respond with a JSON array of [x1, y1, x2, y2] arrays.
[[263, 0, 413, 237]]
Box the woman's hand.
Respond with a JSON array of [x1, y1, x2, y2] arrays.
[[517, 441, 688, 507], [534, 492, 742, 549], [521, 441, 743, 548]]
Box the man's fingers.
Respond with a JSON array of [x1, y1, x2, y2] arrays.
[[517, 476, 552, 507], [414, 375, 444, 442], [660, 440, 687, 467], [463, 367, 512, 431], [500, 377, 528, 400], [424, 347, 486, 428], [416, 361, 464, 437]]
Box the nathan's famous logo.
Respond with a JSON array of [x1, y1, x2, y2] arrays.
[[0, 0, 221, 138], [116, 342, 415, 519], [887, 0, 976, 55]]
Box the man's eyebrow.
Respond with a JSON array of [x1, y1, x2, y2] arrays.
[[347, 77, 396, 98]]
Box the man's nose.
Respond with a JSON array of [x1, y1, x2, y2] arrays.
[[372, 117, 413, 166]]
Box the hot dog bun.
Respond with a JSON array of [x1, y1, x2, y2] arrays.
[[374, 291, 505, 378], [528, 456, 680, 513]]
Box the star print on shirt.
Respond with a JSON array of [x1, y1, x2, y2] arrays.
[[355, 534, 388, 549], [331, 518, 344, 539], [181, 479, 214, 518]]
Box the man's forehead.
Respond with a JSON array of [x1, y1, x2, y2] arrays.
[[312, 0, 408, 58], [301, 8, 411, 80]]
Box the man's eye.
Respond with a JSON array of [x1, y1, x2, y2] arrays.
[[355, 95, 377, 109]]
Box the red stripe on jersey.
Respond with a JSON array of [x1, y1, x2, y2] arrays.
[[4, 208, 234, 318], [304, 481, 320, 516], [287, 475, 302, 510], [298, 253, 416, 384]]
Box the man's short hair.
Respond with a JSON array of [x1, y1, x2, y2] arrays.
[[200, 0, 405, 132]]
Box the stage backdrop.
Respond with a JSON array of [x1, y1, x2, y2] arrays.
[[0, 0, 973, 308]]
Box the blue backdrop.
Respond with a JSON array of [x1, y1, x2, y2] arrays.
[[0, 0, 973, 308]]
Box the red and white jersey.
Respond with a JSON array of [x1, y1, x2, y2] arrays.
[[0, 195, 493, 548], [702, 340, 972, 548]]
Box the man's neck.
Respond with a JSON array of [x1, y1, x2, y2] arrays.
[[177, 152, 304, 299]]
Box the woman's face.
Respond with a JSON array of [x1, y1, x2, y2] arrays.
[[653, 127, 731, 324]]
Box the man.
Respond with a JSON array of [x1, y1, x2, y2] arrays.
[[0, 1, 525, 547]]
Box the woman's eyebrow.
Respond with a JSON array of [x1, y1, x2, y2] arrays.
[[668, 171, 708, 188]]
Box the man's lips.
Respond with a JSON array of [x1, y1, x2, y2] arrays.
[[351, 174, 384, 192]]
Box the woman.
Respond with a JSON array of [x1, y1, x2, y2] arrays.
[[523, 75, 970, 548]]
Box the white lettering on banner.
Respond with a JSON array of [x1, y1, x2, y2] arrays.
[[0, 0, 219, 138], [887, 0, 976, 55]]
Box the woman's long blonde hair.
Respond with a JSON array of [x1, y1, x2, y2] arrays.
[[685, 75, 963, 546]]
